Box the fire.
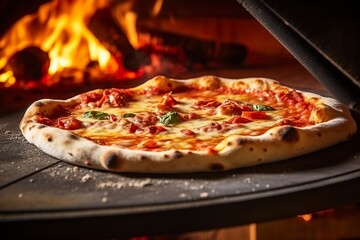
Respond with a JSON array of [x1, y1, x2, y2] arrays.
[[41, 0, 114, 74], [0, 71, 15, 87], [113, 0, 139, 49], [113, 0, 163, 50], [298, 214, 313, 222], [0, 0, 119, 87], [0, 0, 185, 89]]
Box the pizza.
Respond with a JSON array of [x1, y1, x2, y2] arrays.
[[19, 75, 357, 173]]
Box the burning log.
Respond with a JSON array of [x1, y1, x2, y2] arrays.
[[137, 26, 248, 69], [0, 46, 49, 81], [88, 8, 150, 72], [89, 6, 247, 73]]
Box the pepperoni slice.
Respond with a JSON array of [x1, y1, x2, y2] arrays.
[[241, 111, 268, 120]]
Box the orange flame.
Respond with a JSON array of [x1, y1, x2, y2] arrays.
[[0, 0, 167, 87], [113, 0, 139, 49], [0, 0, 119, 86], [298, 214, 313, 222], [113, 0, 164, 50]]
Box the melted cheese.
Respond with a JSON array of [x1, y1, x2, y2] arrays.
[[72, 89, 311, 152]]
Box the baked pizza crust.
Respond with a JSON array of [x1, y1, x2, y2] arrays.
[[20, 76, 357, 173]]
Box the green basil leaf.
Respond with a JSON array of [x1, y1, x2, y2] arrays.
[[123, 113, 136, 118], [252, 104, 275, 111], [83, 111, 110, 120], [159, 111, 181, 124]]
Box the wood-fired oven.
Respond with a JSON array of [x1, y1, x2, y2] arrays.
[[1, 0, 360, 239]]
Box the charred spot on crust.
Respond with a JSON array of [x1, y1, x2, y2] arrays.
[[34, 102, 45, 107], [249, 147, 254, 151], [68, 152, 73, 157], [237, 138, 247, 145], [173, 150, 183, 159], [37, 124, 47, 129], [278, 126, 299, 143], [28, 124, 36, 131], [69, 134, 80, 140], [140, 155, 149, 161], [62, 135, 80, 146], [263, 148, 267, 152], [317, 132, 322, 137], [44, 133, 53, 142], [210, 163, 225, 171], [103, 153, 121, 170]]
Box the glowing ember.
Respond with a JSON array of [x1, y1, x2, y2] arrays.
[[298, 214, 313, 222], [0, 71, 16, 87]]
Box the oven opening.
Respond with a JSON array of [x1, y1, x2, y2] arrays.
[[1, 1, 359, 239]]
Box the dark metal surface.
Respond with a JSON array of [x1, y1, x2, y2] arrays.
[[0, 110, 360, 238], [239, 0, 360, 112]]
